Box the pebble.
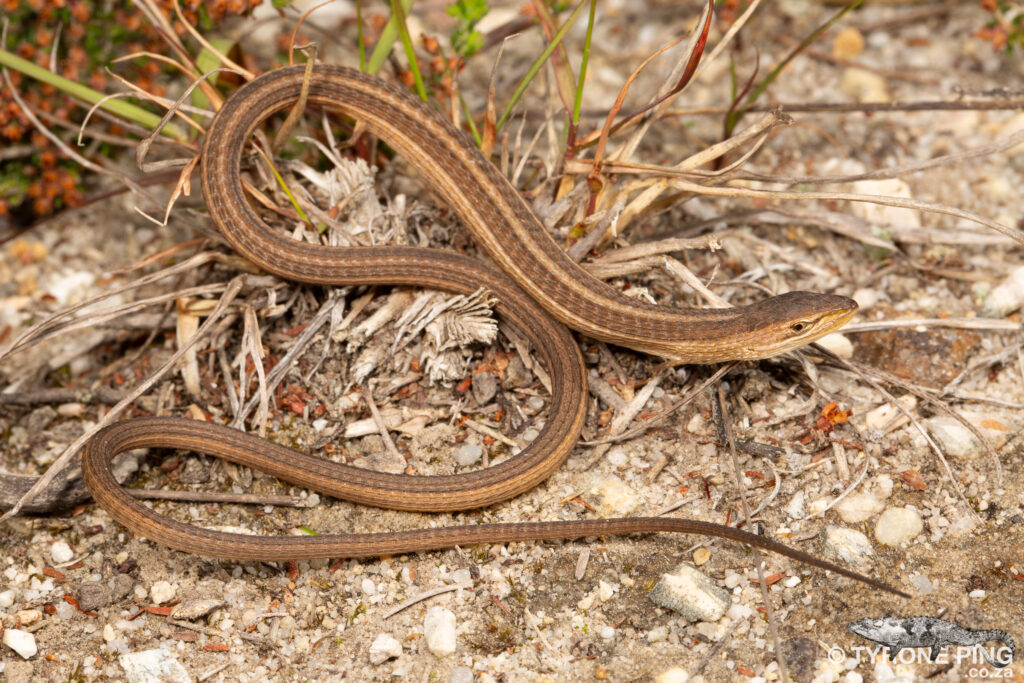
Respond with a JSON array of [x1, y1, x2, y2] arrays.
[[874, 507, 924, 546], [118, 648, 190, 683], [835, 493, 884, 524], [454, 443, 483, 467], [3, 629, 37, 659], [925, 413, 1015, 461], [149, 581, 176, 605], [588, 476, 640, 517], [606, 446, 628, 467], [852, 288, 882, 311], [909, 572, 934, 594], [361, 578, 376, 596], [654, 667, 690, 683], [647, 626, 668, 643], [524, 395, 546, 414], [15, 609, 41, 626], [981, 265, 1024, 317], [50, 540, 74, 564], [840, 68, 890, 103], [648, 562, 731, 622], [599, 626, 616, 640], [863, 396, 916, 431], [832, 26, 864, 59], [424, 606, 457, 657], [449, 666, 475, 683], [822, 526, 874, 567], [0, 588, 15, 607], [815, 333, 853, 359], [785, 491, 806, 520], [471, 372, 498, 405], [368, 633, 402, 665], [170, 599, 224, 620], [850, 178, 918, 227], [76, 582, 113, 613]]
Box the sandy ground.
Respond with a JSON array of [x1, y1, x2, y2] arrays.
[[1, 1, 1023, 681]]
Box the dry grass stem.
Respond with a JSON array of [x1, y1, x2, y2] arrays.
[[0, 276, 245, 522], [713, 383, 789, 682]]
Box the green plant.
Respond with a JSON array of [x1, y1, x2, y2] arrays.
[[446, 0, 489, 59], [0, 0, 260, 221], [978, 1, 1024, 51]]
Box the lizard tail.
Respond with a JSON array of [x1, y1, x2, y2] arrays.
[[973, 630, 1014, 668]]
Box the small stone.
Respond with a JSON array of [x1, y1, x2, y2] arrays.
[[647, 625, 668, 643], [0, 588, 15, 607], [118, 648, 190, 683], [909, 572, 934, 594], [110, 574, 135, 600], [874, 507, 924, 546], [171, 599, 223, 620], [835, 492, 884, 524], [50, 540, 74, 564], [785, 491, 806, 520], [15, 609, 41, 626], [178, 458, 209, 484], [361, 578, 376, 596], [599, 626, 615, 640], [424, 606, 457, 657], [850, 179, 918, 227], [692, 547, 711, 566], [654, 667, 690, 683], [981, 265, 1024, 317], [822, 526, 873, 568], [588, 476, 639, 517], [471, 372, 498, 405], [852, 288, 881, 311], [840, 67, 891, 103], [76, 582, 113, 612], [832, 26, 864, 59], [449, 666, 475, 683], [369, 633, 402, 665], [606, 446, 628, 467], [648, 562, 731, 622], [815, 333, 852, 359], [3, 629, 37, 659], [454, 443, 483, 467], [525, 395, 545, 414], [149, 581, 176, 605], [502, 356, 531, 389], [926, 413, 1016, 461], [597, 580, 616, 602], [863, 396, 916, 431]]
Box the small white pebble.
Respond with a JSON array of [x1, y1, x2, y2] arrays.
[[3, 628, 37, 659], [454, 443, 483, 467], [15, 609, 41, 626], [50, 541, 74, 564], [969, 589, 987, 599], [424, 606, 457, 657], [600, 626, 616, 640], [0, 589, 15, 608], [149, 581, 176, 605], [361, 578, 376, 596], [647, 626, 668, 643], [874, 507, 924, 546]]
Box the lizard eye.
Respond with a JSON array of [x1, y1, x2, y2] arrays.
[[790, 321, 808, 333]]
